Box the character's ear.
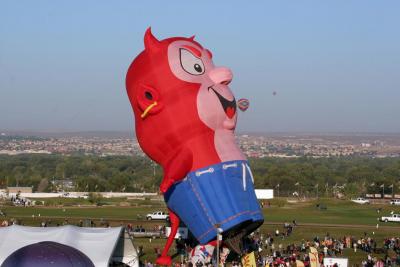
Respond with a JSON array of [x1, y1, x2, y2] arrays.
[[136, 84, 163, 118], [144, 27, 161, 53]]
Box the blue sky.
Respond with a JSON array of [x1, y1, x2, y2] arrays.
[[1, 1, 399, 133]]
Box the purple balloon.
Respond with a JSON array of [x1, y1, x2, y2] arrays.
[[1, 241, 95, 267]]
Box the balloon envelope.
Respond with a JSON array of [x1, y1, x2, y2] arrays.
[[1, 241, 95, 267], [126, 29, 264, 257], [237, 98, 250, 112]]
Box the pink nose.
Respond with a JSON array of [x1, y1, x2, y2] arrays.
[[208, 67, 233, 85]]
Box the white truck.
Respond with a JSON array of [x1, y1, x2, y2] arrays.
[[380, 214, 400, 223], [351, 197, 370, 204], [146, 211, 169, 221], [389, 199, 400, 206]]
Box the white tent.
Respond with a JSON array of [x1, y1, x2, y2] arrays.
[[255, 189, 274, 199], [0, 225, 139, 267]]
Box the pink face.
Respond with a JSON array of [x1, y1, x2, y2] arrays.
[[168, 40, 237, 131]]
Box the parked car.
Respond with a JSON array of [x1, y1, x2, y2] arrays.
[[380, 214, 400, 223], [351, 197, 370, 204], [389, 199, 400, 206], [146, 211, 169, 221]]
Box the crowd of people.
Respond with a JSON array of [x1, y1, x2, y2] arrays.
[[0, 217, 106, 228], [9, 194, 32, 207], [126, 223, 166, 234], [2, 214, 400, 266], [137, 222, 400, 267], [236, 227, 400, 267]]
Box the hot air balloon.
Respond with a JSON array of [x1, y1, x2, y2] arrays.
[[1, 241, 95, 267], [237, 98, 249, 112], [126, 28, 263, 265]]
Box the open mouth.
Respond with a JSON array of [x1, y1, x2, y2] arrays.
[[208, 87, 236, 119]]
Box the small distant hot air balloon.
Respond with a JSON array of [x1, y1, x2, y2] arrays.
[[237, 98, 249, 112], [273, 91, 277, 96]]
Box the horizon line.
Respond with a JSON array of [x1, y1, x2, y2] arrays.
[[1, 129, 400, 136]]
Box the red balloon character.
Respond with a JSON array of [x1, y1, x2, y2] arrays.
[[126, 28, 263, 265]]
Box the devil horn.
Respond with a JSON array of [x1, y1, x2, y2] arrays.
[[188, 35, 195, 40], [144, 27, 160, 52]]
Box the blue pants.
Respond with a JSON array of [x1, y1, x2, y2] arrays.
[[164, 160, 264, 244]]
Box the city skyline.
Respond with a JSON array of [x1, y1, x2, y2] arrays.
[[2, 132, 400, 158], [1, 1, 400, 133]]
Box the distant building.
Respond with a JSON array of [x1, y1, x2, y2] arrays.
[[7, 187, 33, 194], [51, 179, 75, 192], [361, 143, 371, 148]]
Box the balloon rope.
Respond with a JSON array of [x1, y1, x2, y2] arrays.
[[242, 163, 247, 191], [245, 163, 254, 183], [141, 101, 158, 119]]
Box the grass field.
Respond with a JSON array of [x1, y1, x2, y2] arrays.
[[1, 197, 400, 266], [3, 198, 400, 225]]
